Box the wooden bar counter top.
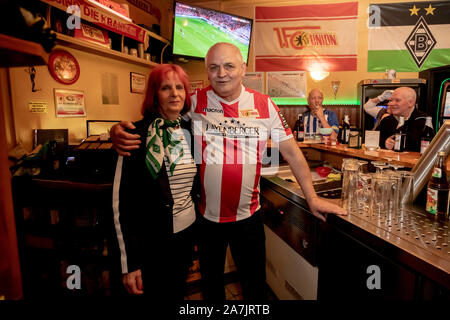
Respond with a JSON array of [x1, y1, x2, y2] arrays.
[[268, 139, 422, 169]]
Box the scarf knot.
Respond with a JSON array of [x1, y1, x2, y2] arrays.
[[145, 117, 184, 179]]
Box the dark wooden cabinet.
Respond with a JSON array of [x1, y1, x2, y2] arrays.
[[318, 218, 449, 300], [12, 177, 123, 297]]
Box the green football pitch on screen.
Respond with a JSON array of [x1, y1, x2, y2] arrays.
[[173, 17, 249, 63]]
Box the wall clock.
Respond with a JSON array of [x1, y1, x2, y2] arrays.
[[48, 49, 80, 85]]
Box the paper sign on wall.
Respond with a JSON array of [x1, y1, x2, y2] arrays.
[[28, 101, 48, 113]]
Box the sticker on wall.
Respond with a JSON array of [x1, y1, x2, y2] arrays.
[[28, 101, 48, 113], [48, 49, 80, 85], [54, 89, 86, 117], [101, 72, 119, 104]]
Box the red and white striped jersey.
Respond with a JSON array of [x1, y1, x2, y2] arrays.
[[185, 85, 292, 223]]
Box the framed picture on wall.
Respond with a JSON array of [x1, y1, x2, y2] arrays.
[[130, 72, 146, 94], [189, 80, 203, 93], [54, 89, 86, 117], [266, 71, 307, 98]]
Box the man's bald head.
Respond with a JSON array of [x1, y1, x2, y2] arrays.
[[396, 87, 417, 104], [308, 89, 323, 100], [388, 87, 417, 117], [205, 42, 244, 67], [307, 89, 324, 111], [204, 42, 246, 101]]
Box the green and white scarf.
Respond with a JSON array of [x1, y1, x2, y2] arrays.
[[145, 117, 184, 179]]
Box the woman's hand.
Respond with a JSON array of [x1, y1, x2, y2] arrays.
[[122, 269, 144, 294]]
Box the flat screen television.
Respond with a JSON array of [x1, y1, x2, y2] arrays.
[[172, 1, 253, 63]]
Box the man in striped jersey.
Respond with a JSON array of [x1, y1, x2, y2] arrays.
[[111, 42, 346, 300], [303, 89, 339, 140]]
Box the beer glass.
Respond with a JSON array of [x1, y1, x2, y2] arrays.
[[372, 173, 389, 215], [357, 160, 369, 173], [356, 172, 372, 214], [341, 159, 359, 213], [386, 173, 401, 215], [397, 170, 414, 209], [371, 160, 389, 173]]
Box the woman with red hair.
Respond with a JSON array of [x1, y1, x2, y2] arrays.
[[113, 64, 199, 300]]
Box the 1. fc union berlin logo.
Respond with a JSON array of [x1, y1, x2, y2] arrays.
[[273, 27, 337, 50], [292, 31, 309, 49]]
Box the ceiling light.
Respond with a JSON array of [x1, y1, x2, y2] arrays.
[[310, 71, 330, 81]]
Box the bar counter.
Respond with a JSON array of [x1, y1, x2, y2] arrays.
[[260, 169, 450, 299], [268, 139, 421, 169], [301, 141, 420, 168]]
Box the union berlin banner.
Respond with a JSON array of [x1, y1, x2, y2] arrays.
[[254, 2, 358, 72], [368, 1, 450, 72], [42, 0, 148, 45]]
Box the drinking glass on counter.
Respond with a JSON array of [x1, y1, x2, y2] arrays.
[[371, 173, 390, 215], [386, 172, 401, 215], [371, 160, 389, 173], [356, 172, 373, 214], [396, 170, 414, 210], [341, 158, 360, 213], [357, 160, 369, 173]]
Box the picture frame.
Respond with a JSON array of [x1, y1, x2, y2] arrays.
[[54, 89, 86, 117], [266, 71, 307, 98], [130, 72, 146, 94], [189, 80, 203, 93]]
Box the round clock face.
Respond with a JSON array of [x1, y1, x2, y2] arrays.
[[48, 49, 80, 85]]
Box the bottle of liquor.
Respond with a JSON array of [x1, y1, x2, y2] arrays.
[[340, 115, 350, 144], [338, 117, 344, 144], [426, 151, 449, 220], [420, 116, 434, 155], [294, 114, 305, 142], [393, 116, 406, 152]]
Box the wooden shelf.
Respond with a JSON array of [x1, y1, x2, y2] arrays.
[[0, 34, 49, 67], [147, 29, 170, 45], [55, 32, 159, 68]]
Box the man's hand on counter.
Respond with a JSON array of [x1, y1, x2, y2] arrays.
[[111, 121, 141, 156], [307, 196, 347, 222], [385, 135, 395, 150]]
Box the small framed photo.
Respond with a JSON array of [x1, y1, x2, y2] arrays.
[[130, 72, 146, 94], [189, 80, 203, 93], [54, 89, 86, 117]]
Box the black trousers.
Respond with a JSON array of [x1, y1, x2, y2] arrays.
[[140, 222, 195, 300], [197, 210, 267, 301]]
